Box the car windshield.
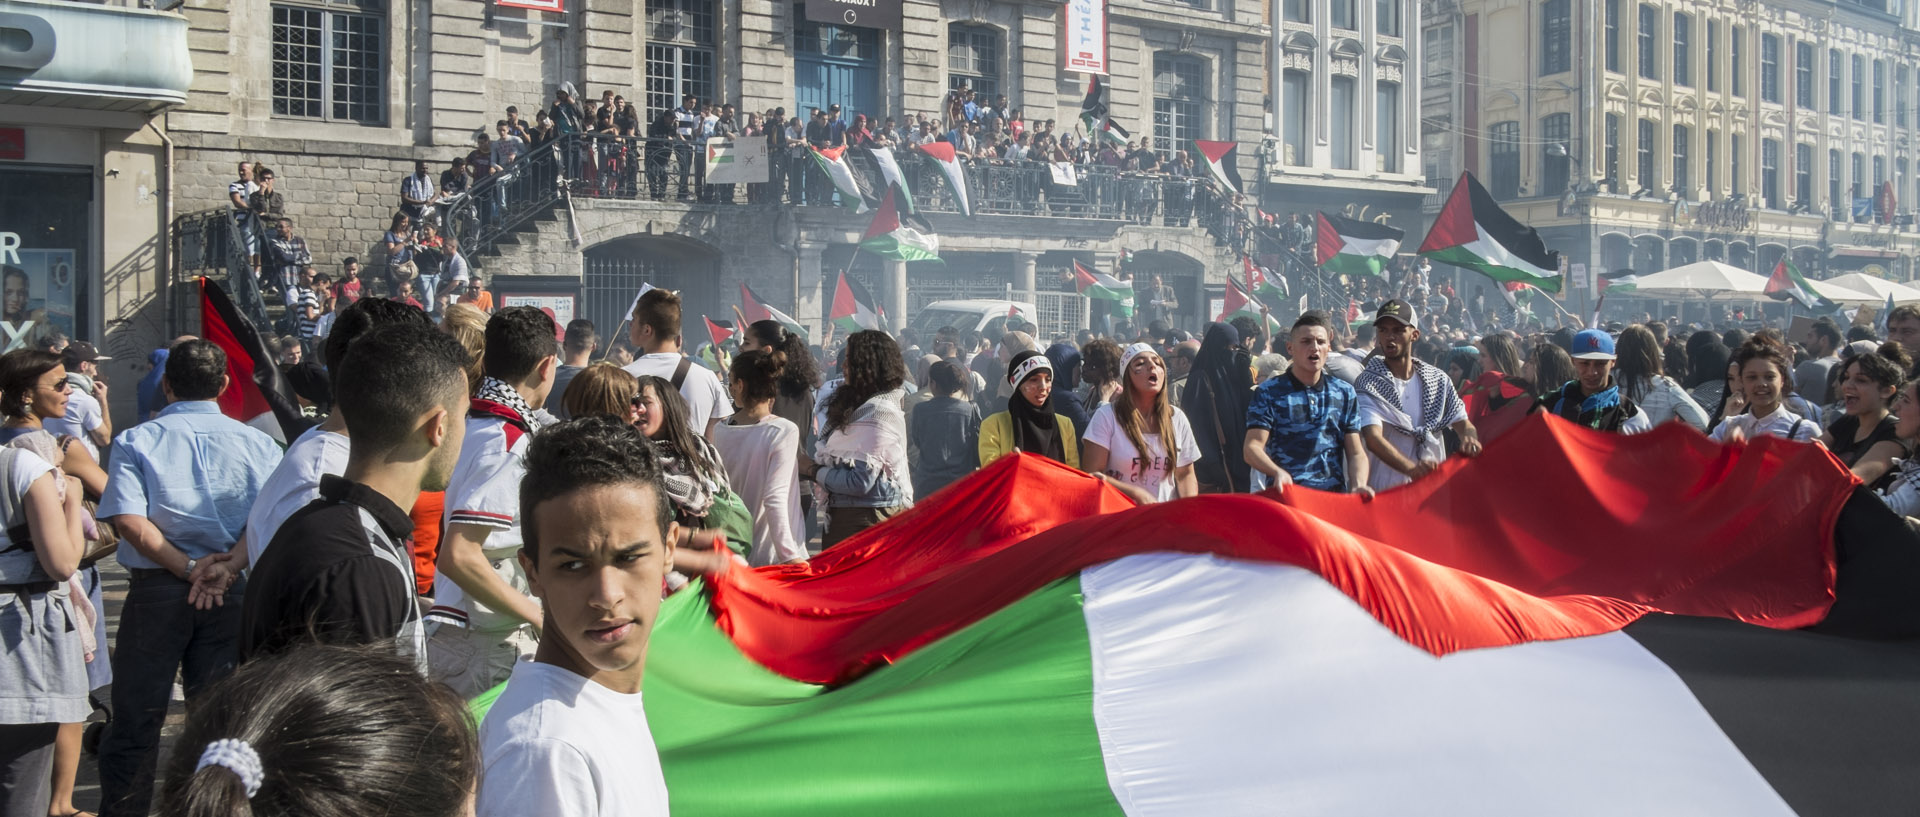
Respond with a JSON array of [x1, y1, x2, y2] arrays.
[[908, 308, 979, 337]]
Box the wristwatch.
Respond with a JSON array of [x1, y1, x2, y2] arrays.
[[185, 557, 199, 578]]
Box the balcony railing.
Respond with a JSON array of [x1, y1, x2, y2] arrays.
[[169, 207, 274, 339], [437, 133, 1251, 260]]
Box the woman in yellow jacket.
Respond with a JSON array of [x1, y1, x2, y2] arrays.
[[979, 350, 1081, 469]]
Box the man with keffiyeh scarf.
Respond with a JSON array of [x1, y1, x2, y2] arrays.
[[1356, 300, 1482, 492]]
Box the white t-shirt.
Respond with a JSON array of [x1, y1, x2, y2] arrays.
[[433, 415, 535, 633], [478, 661, 669, 817], [1357, 368, 1467, 493], [244, 426, 351, 566], [710, 414, 807, 566], [1083, 403, 1201, 502], [624, 353, 733, 432], [43, 383, 102, 462], [1709, 404, 1819, 444]]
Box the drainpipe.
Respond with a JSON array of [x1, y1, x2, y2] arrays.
[[146, 119, 174, 338]]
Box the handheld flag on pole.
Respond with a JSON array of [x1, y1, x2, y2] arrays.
[[1193, 140, 1242, 195], [858, 186, 940, 262], [867, 147, 912, 212], [1418, 172, 1564, 291], [1244, 256, 1288, 303], [916, 142, 972, 217], [705, 316, 736, 348], [1073, 261, 1135, 318], [1765, 259, 1831, 310], [830, 271, 888, 333], [1878, 291, 1895, 336], [740, 282, 808, 340], [1315, 211, 1404, 277], [1219, 277, 1285, 333], [199, 277, 309, 444]]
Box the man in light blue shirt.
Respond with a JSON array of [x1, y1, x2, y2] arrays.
[[95, 338, 284, 817]]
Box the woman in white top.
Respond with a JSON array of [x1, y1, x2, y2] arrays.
[[1083, 343, 1200, 503], [713, 349, 808, 566], [1614, 325, 1710, 430], [1709, 338, 1821, 444]]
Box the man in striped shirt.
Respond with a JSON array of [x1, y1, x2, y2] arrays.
[[285, 266, 323, 345]]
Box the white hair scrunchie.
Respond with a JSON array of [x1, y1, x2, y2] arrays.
[[196, 738, 264, 799]]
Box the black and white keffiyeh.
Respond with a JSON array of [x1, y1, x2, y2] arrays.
[[1355, 356, 1455, 435]]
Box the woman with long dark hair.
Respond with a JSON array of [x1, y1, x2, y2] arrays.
[[1614, 325, 1709, 430], [1710, 338, 1820, 443], [1084, 343, 1200, 502], [1181, 323, 1253, 493], [1460, 332, 1531, 422], [633, 375, 752, 558], [1080, 337, 1124, 410], [799, 330, 912, 546], [741, 319, 822, 450], [979, 350, 1078, 469], [1521, 342, 1577, 401], [1818, 342, 1912, 486], [714, 349, 809, 566]]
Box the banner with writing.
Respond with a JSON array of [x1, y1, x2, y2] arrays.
[[1064, 0, 1108, 75], [706, 137, 770, 185]]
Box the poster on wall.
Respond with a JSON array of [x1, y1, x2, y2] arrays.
[[0, 248, 76, 352], [502, 293, 578, 341], [706, 137, 770, 184], [496, 0, 564, 12], [1064, 0, 1108, 75]]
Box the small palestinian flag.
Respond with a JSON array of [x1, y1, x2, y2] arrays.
[[468, 415, 1920, 817], [199, 277, 308, 443], [858, 186, 939, 262], [867, 146, 912, 211], [739, 282, 807, 340], [830, 271, 888, 333], [916, 142, 972, 217], [1418, 172, 1563, 291], [1079, 75, 1108, 121], [1096, 118, 1131, 146], [1597, 270, 1640, 294], [1314, 211, 1404, 277], [1220, 277, 1284, 333], [1766, 259, 1831, 310], [1073, 261, 1134, 318], [704, 316, 735, 348], [1193, 140, 1242, 194], [810, 145, 869, 213], [1244, 256, 1288, 303]]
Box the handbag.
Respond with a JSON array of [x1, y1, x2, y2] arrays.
[[701, 487, 756, 560]]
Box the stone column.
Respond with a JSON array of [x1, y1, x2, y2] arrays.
[[796, 242, 826, 334], [1015, 252, 1037, 301], [888, 259, 909, 331]]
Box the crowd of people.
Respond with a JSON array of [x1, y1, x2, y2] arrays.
[[9, 248, 1920, 817]]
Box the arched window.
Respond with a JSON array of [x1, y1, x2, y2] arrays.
[[645, 0, 715, 119], [1489, 120, 1520, 199], [947, 24, 1002, 101], [1152, 53, 1207, 159]]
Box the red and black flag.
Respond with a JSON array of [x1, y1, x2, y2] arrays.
[[199, 277, 308, 443]]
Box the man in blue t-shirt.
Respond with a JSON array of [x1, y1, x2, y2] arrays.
[[1243, 311, 1371, 496]]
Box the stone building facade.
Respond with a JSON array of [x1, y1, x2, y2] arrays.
[[166, 0, 1276, 338], [1424, 0, 1920, 320]]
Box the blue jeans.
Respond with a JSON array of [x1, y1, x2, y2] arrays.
[[418, 272, 442, 307], [97, 570, 245, 817]]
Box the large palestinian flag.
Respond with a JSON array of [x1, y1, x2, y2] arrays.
[[1766, 258, 1832, 310], [915, 142, 972, 217], [199, 277, 308, 443], [474, 414, 1920, 815], [738, 282, 807, 340], [856, 186, 938, 262], [829, 271, 887, 333], [1192, 140, 1242, 194], [1418, 172, 1564, 291], [809, 145, 868, 213], [1315, 210, 1404, 276]]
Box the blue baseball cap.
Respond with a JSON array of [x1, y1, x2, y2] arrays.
[[1571, 329, 1617, 361]]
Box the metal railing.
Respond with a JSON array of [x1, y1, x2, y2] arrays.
[[443, 132, 1250, 258], [169, 207, 274, 339]]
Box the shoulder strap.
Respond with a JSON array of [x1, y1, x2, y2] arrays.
[[1791, 418, 1808, 440], [0, 448, 21, 527], [671, 356, 693, 390]]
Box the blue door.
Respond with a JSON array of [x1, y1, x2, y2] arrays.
[[793, 16, 880, 128]]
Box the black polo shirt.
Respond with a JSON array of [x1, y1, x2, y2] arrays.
[[240, 475, 421, 663]]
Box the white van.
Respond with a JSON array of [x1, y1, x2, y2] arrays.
[[906, 299, 1038, 339]]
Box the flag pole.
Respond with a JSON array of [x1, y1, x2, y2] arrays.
[[731, 304, 750, 334]]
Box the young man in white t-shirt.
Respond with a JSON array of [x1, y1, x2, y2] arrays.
[[622, 288, 732, 437], [1354, 300, 1480, 493], [477, 416, 675, 817], [429, 306, 558, 698]]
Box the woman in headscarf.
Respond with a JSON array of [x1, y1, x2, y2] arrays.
[[979, 350, 1080, 469], [1181, 322, 1254, 493], [1045, 341, 1091, 435]]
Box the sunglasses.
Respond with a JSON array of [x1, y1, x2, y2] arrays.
[[39, 379, 70, 393]]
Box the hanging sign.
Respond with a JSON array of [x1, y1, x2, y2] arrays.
[[1064, 0, 1108, 75]]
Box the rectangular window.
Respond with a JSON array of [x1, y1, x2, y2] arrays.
[[1490, 121, 1521, 199], [1854, 55, 1865, 120], [947, 25, 1001, 100], [1854, 152, 1865, 197], [1283, 70, 1310, 167], [1541, 113, 1570, 196], [1899, 66, 1909, 128], [1542, 0, 1572, 75], [1795, 143, 1813, 207], [1796, 42, 1815, 108], [1637, 117, 1657, 189], [1638, 4, 1659, 80], [1831, 49, 1845, 115], [1154, 54, 1208, 164], [1283, 0, 1309, 22], [1731, 136, 1743, 196], [1423, 25, 1453, 94], [1330, 0, 1355, 30], [1376, 0, 1400, 36], [1376, 82, 1400, 172], [1730, 26, 1744, 97], [1875, 155, 1886, 188], [1874, 60, 1886, 123], [1707, 129, 1719, 194], [1760, 34, 1780, 103], [271, 4, 384, 123], [1706, 20, 1719, 91], [1672, 125, 1691, 195], [1329, 75, 1356, 169], [646, 0, 716, 118], [1672, 13, 1691, 86], [1604, 113, 1621, 188], [1830, 150, 1845, 219], [1761, 138, 1780, 210], [1605, 0, 1622, 73]]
